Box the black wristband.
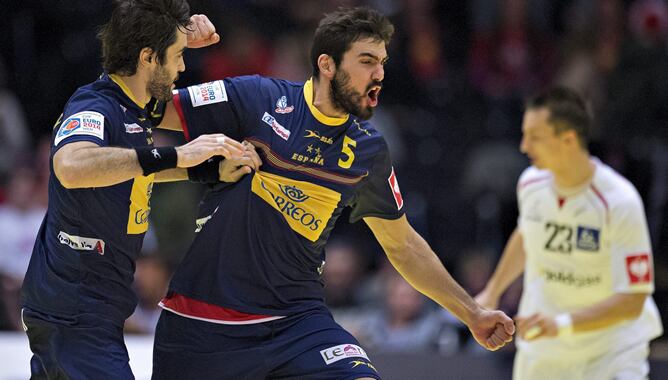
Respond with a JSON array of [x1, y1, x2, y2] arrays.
[[146, 98, 167, 126], [135, 146, 178, 176], [187, 157, 223, 183]]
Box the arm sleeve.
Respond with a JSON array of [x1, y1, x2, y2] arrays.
[[610, 194, 655, 294], [52, 93, 118, 153], [172, 75, 261, 142], [348, 139, 405, 223]]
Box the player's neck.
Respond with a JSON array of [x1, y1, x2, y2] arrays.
[[311, 77, 348, 119], [552, 151, 594, 189], [110, 73, 149, 108]]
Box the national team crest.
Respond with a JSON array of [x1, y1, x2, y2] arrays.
[[275, 96, 294, 114], [576, 226, 600, 251]]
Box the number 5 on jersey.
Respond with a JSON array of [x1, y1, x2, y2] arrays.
[[338, 135, 356, 169]]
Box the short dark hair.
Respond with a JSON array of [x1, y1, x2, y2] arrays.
[[310, 7, 394, 77], [526, 87, 592, 148], [98, 0, 191, 75]]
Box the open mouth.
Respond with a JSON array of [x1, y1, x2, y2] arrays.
[[367, 86, 381, 107]]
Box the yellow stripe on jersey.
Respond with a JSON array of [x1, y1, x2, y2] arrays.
[[127, 174, 154, 234], [251, 171, 341, 242], [303, 78, 349, 126]]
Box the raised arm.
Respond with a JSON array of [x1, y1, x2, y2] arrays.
[[364, 215, 515, 351]]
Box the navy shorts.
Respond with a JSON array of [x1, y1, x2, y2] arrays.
[[21, 307, 133, 380], [152, 308, 381, 380]]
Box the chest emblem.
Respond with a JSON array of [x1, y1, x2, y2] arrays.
[[576, 226, 600, 252], [275, 95, 294, 114]]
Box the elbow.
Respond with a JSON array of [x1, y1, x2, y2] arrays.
[[54, 158, 81, 189]]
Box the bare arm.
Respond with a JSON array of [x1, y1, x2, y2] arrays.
[[54, 141, 142, 188], [156, 101, 182, 131], [516, 293, 648, 340], [54, 134, 245, 189], [154, 168, 188, 182], [475, 228, 525, 309], [572, 293, 647, 332], [364, 215, 515, 350]]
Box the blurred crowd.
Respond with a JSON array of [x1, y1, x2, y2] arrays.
[[0, 0, 667, 355]]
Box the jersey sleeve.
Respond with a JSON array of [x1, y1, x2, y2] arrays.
[[172, 75, 261, 142], [610, 194, 655, 294], [52, 91, 118, 151], [348, 139, 405, 223]]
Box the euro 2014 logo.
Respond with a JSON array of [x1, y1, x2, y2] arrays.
[[58, 118, 80, 137], [279, 184, 309, 202]]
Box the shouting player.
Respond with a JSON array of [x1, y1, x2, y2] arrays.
[[152, 7, 514, 379], [19, 1, 249, 378], [476, 88, 663, 379]]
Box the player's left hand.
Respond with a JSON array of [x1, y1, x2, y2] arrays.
[[514, 313, 558, 341], [469, 309, 515, 351], [187, 14, 220, 48], [218, 142, 262, 182]]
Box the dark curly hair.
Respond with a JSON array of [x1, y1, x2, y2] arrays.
[[310, 7, 394, 78], [97, 0, 191, 75]]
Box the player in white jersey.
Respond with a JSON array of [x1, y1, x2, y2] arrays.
[[475, 87, 663, 380]]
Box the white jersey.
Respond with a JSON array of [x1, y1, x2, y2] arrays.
[[516, 158, 662, 358]]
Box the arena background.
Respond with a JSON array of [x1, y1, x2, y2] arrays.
[[0, 0, 667, 378]]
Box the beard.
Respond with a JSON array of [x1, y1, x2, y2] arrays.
[[330, 69, 379, 121], [147, 65, 176, 102]]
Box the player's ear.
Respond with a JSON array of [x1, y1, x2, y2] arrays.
[[317, 54, 335, 80], [139, 47, 156, 69]]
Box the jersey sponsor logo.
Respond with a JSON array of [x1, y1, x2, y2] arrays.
[[388, 167, 403, 210], [195, 206, 219, 233], [57, 231, 105, 255], [350, 360, 378, 372], [127, 174, 154, 234], [320, 344, 369, 365], [54, 111, 105, 146], [251, 171, 341, 242], [626, 253, 651, 284], [274, 95, 294, 114], [542, 268, 601, 288], [304, 129, 333, 145], [187, 80, 228, 107], [124, 123, 143, 134], [262, 112, 290, 141], [576, 226, 600, 251]]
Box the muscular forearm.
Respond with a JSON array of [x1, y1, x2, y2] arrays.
[[54, 144, 142, 188], [385, 228, 481, 326], [484, 228, 525, 298], [571, 293, 648, 333], [154, 168, 188, 182]]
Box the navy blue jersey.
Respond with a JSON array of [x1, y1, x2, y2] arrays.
[[21, 74, 157, 324], [168, 76, 404, 316]]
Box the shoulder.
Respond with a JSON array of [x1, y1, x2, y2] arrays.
[[591, 159, 644, 212], [64, 82, 123, 122], [517, 166, 552, 193]]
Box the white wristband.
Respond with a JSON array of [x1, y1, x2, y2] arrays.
[[554, 313, 574, 337]]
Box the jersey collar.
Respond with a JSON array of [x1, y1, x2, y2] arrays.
[[303, 78, 349, 126], [109, 74, 147, 109]]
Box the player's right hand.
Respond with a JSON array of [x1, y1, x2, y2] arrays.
[[474, 287, 500, 310], [175, 134, 244, 168], [468, 309, 515, 351]]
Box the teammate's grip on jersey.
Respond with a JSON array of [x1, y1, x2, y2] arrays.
[[175, 133, 245, 168]]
